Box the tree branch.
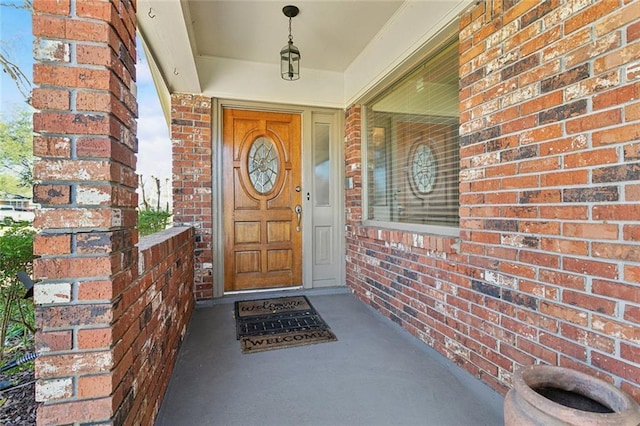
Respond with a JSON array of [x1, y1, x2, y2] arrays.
[[0, 52, 31, 102]]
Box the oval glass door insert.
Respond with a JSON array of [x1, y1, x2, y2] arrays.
[[410, 141, 437, 194], [248, 136, 280, 194]]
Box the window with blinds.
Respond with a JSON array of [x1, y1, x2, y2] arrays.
[[365, 39, 460, 229]]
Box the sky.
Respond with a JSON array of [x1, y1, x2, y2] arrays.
[[0, 1, 173, 208]]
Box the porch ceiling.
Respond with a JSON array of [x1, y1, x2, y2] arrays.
[[192, 1, 403, 73], [137, 0, 469, 110]]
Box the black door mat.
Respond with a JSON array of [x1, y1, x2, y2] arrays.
[[234, 296, 337, 353]]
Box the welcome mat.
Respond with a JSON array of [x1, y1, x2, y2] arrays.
[[234, 296, 337, 353]]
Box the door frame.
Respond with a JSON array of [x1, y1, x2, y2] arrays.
[[212, 98, 345, 297]]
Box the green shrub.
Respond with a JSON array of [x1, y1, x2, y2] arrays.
[[138, 209, 171, 236], [0, 224, 35, 362]]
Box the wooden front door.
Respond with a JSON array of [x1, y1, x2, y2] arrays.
[[223, 109, 302, 291]]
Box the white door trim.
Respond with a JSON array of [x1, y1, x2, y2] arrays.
[[212, 98, 345, 297]]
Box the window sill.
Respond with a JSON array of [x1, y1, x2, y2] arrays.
[[357, 220, 460, 254], [362, 219, 459, 237]]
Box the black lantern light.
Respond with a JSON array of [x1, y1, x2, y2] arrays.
[[280, 5, 300, 81]]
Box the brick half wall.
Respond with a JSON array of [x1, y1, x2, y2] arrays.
[[125, 226, 195, 424], [35, 226, 195, 424]]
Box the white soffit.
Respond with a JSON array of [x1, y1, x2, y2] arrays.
[[137, 0, 201, 94], [196, 56, 345, 108]]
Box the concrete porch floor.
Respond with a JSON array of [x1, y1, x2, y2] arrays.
[[155, 288, 504, 426]]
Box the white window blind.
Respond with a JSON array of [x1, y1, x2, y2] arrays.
[[365, 39, 460, 228]]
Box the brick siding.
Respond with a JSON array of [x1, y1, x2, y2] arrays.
[[346, 0, 640, 402], [170, 94, 214, 300]]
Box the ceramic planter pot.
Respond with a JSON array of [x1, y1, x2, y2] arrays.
[[504, 365, 640, 425]]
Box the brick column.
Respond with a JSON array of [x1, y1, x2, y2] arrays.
[[343, 105, 363, 292], [32, 0, 139, 423], [170, 94, 214, 299]]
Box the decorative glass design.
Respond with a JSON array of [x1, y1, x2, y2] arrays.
[[248, 137, 280, 194], [411, 142, 437, 194]]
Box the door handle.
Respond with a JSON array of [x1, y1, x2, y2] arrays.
[[295, 204, 302, 232]]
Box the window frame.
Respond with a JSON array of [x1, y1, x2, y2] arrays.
[[361, 36, 460, 238]]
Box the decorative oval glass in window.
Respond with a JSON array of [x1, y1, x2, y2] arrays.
[[410, 142, 437, 194], [248, 136, 280, 194]]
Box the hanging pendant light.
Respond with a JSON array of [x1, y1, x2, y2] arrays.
[[280, 5, 300, 81]]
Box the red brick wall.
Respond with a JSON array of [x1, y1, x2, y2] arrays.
[[171, 94, 214, 300], [346, 0, 640, 402]]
